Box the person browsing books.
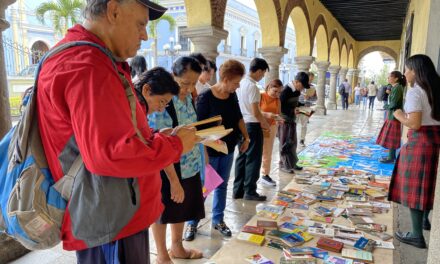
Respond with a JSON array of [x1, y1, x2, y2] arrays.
[[278, 72, 310, 174], [148, 57, 207, 262], [185, 59, 249, 241], [35, 1, 199, 263], [259, 79, 283, 186], [234, 58, 270, 201], [297, 72, 317, 147]]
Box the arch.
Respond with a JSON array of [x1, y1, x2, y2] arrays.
[[287, 2, 312, 56], [255, 0, 282, 46], [357, 46, 399, 67], [31, 40, 49, 64], [348, 46, 354, 68], [340, 39, 348, 67], [312, 15, 329, 61], [184, 0, 212, 27], [329, 31, 340, 65]]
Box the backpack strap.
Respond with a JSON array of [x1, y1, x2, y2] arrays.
[[35, 41, 147, 199]]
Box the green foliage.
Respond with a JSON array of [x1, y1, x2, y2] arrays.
[[36, 0, 85, 35], [9, 96, 22, 116], [376, 64, 391, 86], [147, 14, 176, 40]]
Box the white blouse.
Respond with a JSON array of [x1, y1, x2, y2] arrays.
[[404, 83, 440, 126]]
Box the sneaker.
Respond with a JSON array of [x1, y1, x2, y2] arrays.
[[299, 140, 306, 147], [244, 193, 267, 201], [260, 175, 276, 186], [213, 221, 232, 237], [184, 224, 197, 241], [293, 165, 303, 171]]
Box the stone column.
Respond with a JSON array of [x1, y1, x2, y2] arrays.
[[326, 65, 340, 110], [313, 61, 330, 115], [0, 2, 14, 138], [339, 67, 348, 83], [180, 26, 228, 83], [259, 46, 288, 84], [346, 68, 356, 103], [294, 56, 314, 73]]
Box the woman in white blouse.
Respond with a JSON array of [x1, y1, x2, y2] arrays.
[[389, 54, 440, 249]]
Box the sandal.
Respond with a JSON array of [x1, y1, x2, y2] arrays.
[[168, 248, 203, 259]]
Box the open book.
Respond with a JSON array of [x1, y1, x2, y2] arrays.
[[188, 116, 233, 154], [298, 106, 314, 117]]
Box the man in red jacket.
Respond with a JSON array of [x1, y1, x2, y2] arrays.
[[36, 0, 198, 263]]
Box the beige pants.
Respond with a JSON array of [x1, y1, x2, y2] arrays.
[[261, 124, 278, 175], [297, 114, 309, 141]]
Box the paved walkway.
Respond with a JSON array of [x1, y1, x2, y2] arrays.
[[11, 102, 429, 264]]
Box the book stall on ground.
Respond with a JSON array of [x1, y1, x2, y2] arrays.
[[210, 133, 395, 264]]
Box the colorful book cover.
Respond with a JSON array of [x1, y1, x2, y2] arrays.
[[281, 232, 305, 247], [279, 222, 300, 233], [257, 220, 278, 230], [266, 230, 291, 240], [202, 164, 224, 198], [292, 228, 314, 242], [323, 255, 353, 264], [342, 248, 374, 263], [289, 202, 309, 210], [237, 232, 265, 246], [245, 253, 274, 264], [242, 225, 265, 235]]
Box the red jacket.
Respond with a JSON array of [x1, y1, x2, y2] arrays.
[[36, 25, 182, 250]]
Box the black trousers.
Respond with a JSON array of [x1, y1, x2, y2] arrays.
[[76, 229, 150, 264], [342, 93, 349, 110], [278, 122, 298, 170], [233, 122, 263, 196]]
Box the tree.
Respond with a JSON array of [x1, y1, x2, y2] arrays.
[[147, 0, 176, 67], [376, 64, 391, 86], [36, 0, 85, 36]]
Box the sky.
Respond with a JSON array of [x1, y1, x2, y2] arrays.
[[236, 0, 257, 9]]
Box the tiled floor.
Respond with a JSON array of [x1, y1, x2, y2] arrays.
[[11, 102, 428, 264]]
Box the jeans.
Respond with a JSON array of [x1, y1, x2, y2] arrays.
[[187, 153, 234, 226], [355, 95, 361, 105], [234, 123, 263, 196], [362, 96, 368, 108], [369, 96, 376, 109]]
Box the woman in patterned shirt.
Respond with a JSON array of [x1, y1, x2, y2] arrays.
[[148, 57, 206, 262]]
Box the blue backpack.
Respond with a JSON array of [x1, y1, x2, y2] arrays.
[[0, 41, 140, 250]]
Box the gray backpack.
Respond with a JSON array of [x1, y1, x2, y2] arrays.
[[0, 41, 146, 250]]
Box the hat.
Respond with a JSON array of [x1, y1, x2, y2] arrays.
[[137, 0, 167, 20], [295, 71, 310, 89]]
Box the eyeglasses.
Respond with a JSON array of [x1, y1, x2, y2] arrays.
[[159, 98, 169, 108]]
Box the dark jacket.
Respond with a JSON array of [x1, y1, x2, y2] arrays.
[[280, 84, 304, 123]]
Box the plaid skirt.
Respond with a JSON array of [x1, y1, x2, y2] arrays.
[[388, 126, 440, 210], [376, 119, 402, 149]]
